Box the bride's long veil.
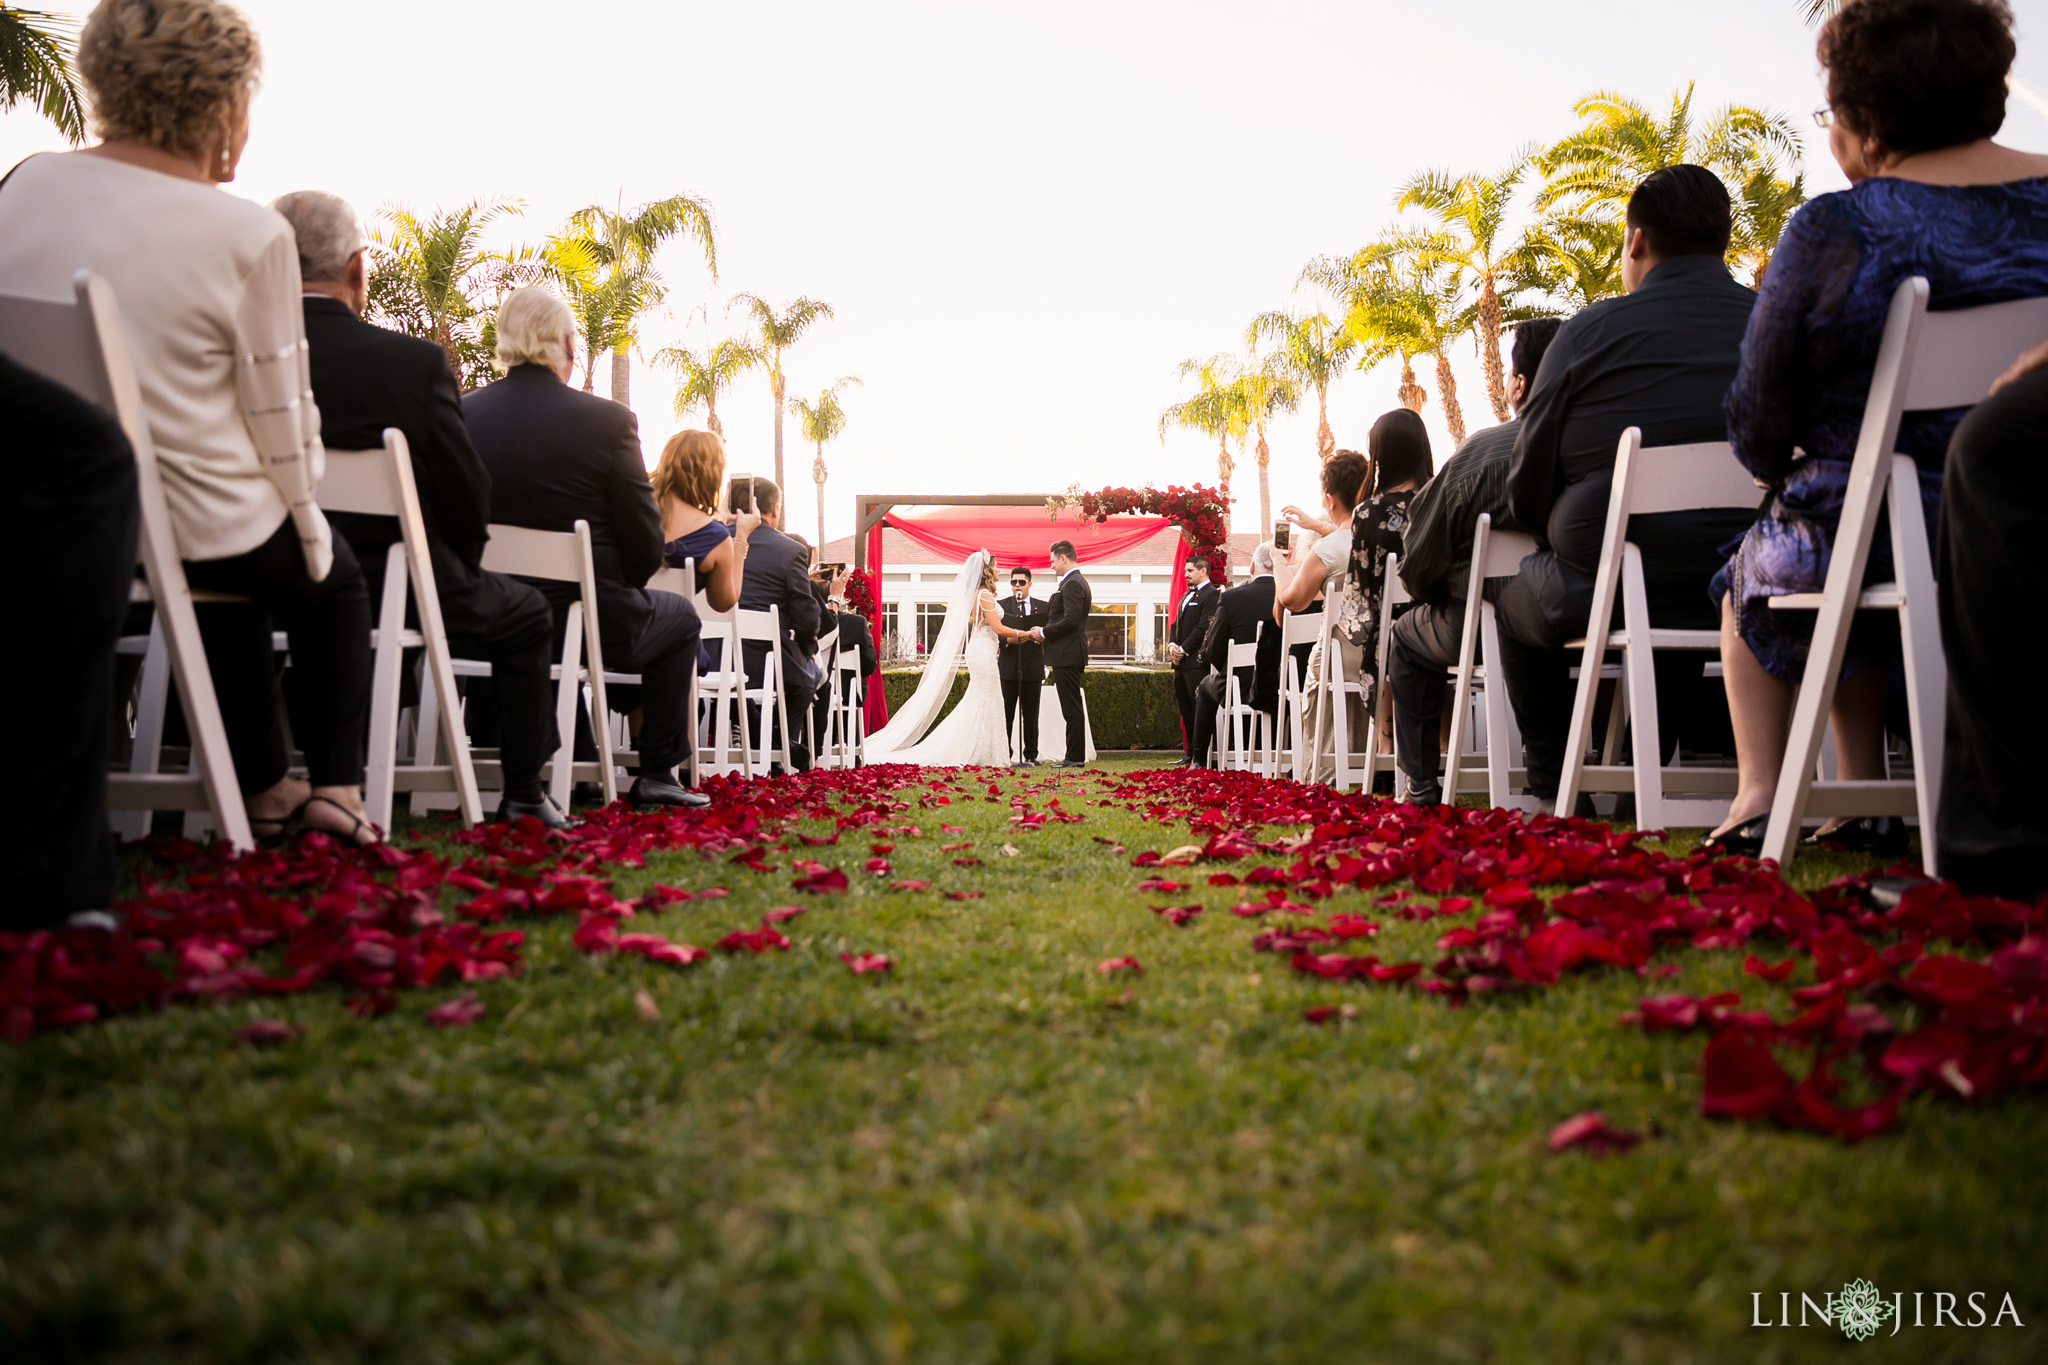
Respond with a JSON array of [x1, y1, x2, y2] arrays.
[[864, 550, 989, 760]]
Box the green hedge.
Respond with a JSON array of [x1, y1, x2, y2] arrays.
[[878, 667, 1181, 750]]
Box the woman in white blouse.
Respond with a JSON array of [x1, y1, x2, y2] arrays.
[[0, 0, 377, 844]]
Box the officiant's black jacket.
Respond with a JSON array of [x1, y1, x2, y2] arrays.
[[1040, 570, 1093, 670], [1200, 574, 1281, 714], [998, 594, 1048, 682], [302, 296, 491, 601], [1169, 581, 1219, 676], [464, 364, 664, 647]]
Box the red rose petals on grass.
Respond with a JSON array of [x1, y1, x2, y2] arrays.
[[425, 993, 485, 1029], [1096, 957, 1143, 975], [1548, 1111, 1646, 1156], [841, 953, 893, 975]]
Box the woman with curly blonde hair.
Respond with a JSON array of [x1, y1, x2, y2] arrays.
[[652, 428, 761, 613], [0, 0, 378, 845]]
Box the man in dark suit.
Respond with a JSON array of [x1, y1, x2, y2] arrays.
[[1190, 544, 1282, 768], [462, 286, 706, 809], [274, 192, 568, 827], [1494, 165, 1756, 805], [732, 476, 822, 772], [1030, 540, 1093, 766], [807, 565, 877, 757], [1166, 553, 1219, 766], [997, 565, 1048, 765]]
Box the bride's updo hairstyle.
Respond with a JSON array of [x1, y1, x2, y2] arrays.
[[650, 429, 725, 519]]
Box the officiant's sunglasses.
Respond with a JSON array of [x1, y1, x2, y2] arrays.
[[1010, 578, 1030, 588]]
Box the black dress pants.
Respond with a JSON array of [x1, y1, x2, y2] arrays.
[[1051, 664, 1086, 762], [443, 571, 556, 804], [5, 356, 138, 924], [1388, 600, 1465, 796], [185, 518, 372, 792], [606, 592, 703, 781], [1002, 674, 1040, 761], [1191, 669, 1271, 768], [1173, 666, 1203, 758], [1936, 366, 2048, 898]]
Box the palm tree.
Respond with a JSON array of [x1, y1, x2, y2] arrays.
[[733, 294, 834, 492], [558, 194, 717, 408], [366, 199, 525, 389], [1535, 86, 1805, 280], [0, 5, 83, 142], [1233, 358, 1301, 535], [1510, 212, 1626, 310], [1246, 308, 1355, 464], [1393, 155, 1532, 422], [653, 336, 762, 437], [1160, 354, 1242, 500], [789, 377, 859, 555], [1305, 248, 1474, 444]]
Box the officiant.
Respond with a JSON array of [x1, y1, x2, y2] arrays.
[[998, 565, 1048, 765]]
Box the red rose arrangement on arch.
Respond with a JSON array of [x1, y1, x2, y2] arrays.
[[842, 567, 879, 623], [1047, 483, 1232, 584]]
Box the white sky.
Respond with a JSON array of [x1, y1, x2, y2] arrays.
[[5, 0, 2045, 544]]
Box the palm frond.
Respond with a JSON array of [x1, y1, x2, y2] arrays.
[[0, 7, 85, 143]]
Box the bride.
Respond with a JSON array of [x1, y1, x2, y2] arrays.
[[864, 550, 1036, 767]]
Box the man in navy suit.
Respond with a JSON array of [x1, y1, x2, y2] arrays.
[[997, 565, 1049, 765], [1030, 540, 1093, 766]]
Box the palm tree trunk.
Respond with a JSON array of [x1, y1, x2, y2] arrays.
[[1215, 433, 1233, 499], [582, 327, 598, 392], [1255, 425, 1272, 536], [706, 397, 723, 437], [610, 339, 631, 408], [770, 362, 787, 492], [1434, 352, 1467, 445], [1397, 359, 1427, 414], [1315, 383, 1334, 463], [814, 445, 827, 558], [1478, 273, 1510, 422]]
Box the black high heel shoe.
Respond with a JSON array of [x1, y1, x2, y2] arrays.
[[1802, 816, 1910, 859], [1699, 814, 1770, 858]]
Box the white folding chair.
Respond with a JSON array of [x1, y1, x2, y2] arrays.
[[808, 626, 840, 765], [1554, 431, 1756, 830], [1762, 278, 2048, 873], [736, 606, 792, 776], [318, 431, 483, 832], [829, 642, 868, 768], [1215, 630, 1273, 774], [1441, 514, 1539, 811], [1275, 608, 1323, 779], [0, 272, 254, 849], [416, 520, 615, 813], [1355, 552, 1412, 795]]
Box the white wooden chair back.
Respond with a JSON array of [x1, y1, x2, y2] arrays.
[[1442, 515, 1540, 810], [1352, 553, 1412, 794], [1216, 629, 1272, 775], [1276, 608, 1323, 779], [735, 605, 791, 776], [321, 431, 483, 831], [0, 272, 253, 848], [1554, 431, 1755, 829], [1762, 279, 2048, 871]]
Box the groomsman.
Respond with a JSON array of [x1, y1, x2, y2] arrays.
[[998, 566, 1048, 765], [1031, 540, 1093, 767], [1166, 554, 1219, 766]]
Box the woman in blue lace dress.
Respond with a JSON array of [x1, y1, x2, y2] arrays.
[[1704, 0, 2048, 855]]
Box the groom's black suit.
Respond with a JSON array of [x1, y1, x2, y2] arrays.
[[1040, 567, 1093, 763], [998, 593, 1048, 762]]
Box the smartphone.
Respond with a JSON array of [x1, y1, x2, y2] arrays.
[[1273, 519, 1291, 551], [725, 475, 759, 516]]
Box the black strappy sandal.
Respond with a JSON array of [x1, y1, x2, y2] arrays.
[[250, 798, 312, 850], [296, 795, 382, 847], [1699, 814, 1770, 858]]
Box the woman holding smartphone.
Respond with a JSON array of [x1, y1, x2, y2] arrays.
[[650, 429, 762, 612]]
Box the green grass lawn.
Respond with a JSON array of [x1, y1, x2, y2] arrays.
[[3, 757, 2042, 1364]]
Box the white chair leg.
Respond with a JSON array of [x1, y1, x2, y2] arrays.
[[1619, 548, 1666, 832], [362, 544, 408, 835], [112, 618, 171, 841]]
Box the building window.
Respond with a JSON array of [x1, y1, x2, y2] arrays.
[[915, 602, 948, 655], [1085, 604, 1137, 661], [881, 603, 900, 650], [1152, 604, 1170, 661]]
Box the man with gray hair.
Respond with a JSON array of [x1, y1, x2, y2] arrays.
[[274, 190, 567, 827]]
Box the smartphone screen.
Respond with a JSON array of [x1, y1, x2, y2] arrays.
[[1273, 520, 1291, 551]]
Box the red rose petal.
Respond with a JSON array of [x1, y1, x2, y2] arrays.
[[425, 993, 486, 1029]]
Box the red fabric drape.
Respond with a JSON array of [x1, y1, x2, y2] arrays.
[[882, 505, 1170, 569], [1167, 536, 1192, 624], [862, 521, 889, 732]]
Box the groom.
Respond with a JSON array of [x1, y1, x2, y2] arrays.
[[1030, 540, 1092, 767]]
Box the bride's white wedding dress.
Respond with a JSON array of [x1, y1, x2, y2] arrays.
[[865, 552, 1015, 768]]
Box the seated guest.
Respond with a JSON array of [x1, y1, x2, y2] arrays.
[[1938, 342, 2048, 895], [807, 564, 878, 755], [0, 0, 378, 845], [1387, 319, 1561, 802], [274, 191, 567, 829], [732, 476, 823, 771], [1707, 0, 2048, 854], [5, 356, 138, 928], [651, 429, 762, 612], [1190, 543, 1282, 768], [1496, 165, 1758, 810], [464, 288, 707, 809], [1165, 555, 1219, 766], [1274, 448, 1369, 781]]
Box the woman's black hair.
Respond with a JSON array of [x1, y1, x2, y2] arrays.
[[1364, 407, 1433, 498], [1820, 0, 2015, 158]]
